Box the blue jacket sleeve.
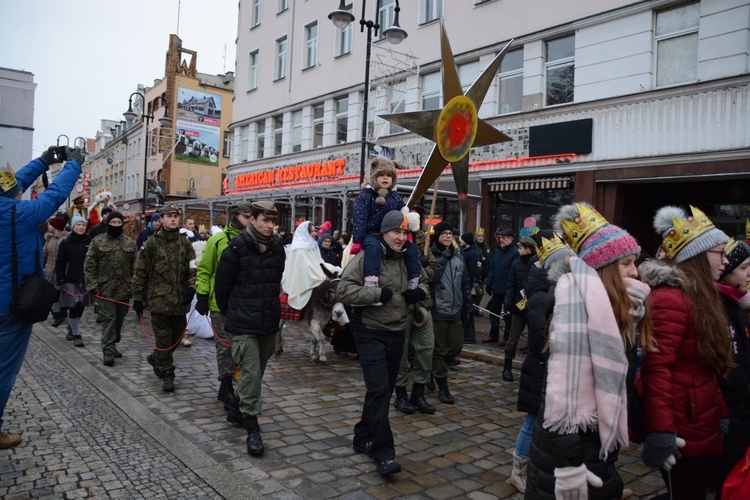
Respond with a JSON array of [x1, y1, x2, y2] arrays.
[[352, 189, 373, 244]]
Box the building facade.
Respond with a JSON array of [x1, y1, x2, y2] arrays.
[[0, 67, 36, 199], [223, 0, 749, 246]]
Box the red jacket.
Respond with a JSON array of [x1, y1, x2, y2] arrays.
[[640, 274, 727, 459]]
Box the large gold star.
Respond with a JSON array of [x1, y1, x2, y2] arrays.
[[380, 24, 512, 222]]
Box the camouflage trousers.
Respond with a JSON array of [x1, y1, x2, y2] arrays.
[[232, 334, 276, 416], [210, 312, 234, 380], [99, 301, 129, 355], [150, 313, 187, 375]]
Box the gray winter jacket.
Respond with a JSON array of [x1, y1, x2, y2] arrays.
[[429, 242, 472, 322]]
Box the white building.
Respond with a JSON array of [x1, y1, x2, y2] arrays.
[[227, 0, 750, 247], [0, 67, 36, 198]]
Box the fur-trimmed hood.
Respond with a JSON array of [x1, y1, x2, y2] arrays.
[[638, 259, 685, 289]]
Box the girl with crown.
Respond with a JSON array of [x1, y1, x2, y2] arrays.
[[637, 205, 733, 499], [525, 203, 655, 500]]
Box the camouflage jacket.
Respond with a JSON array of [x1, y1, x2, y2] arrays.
[[83, 233, 137, 301], [132, 228, 196, 315]]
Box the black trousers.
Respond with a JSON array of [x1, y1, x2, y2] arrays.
[[488, 293, 510, 340], [352, 327, 405, 461], [656, 456, 722, 500]]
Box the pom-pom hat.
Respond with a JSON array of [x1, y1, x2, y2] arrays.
[[48, 217, 66, 232], [653, 206, 728, 263], [555, 203, 639, 270]]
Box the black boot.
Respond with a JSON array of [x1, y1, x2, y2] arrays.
[[393, 386, 415, 414], [244, 414, 264, 456], [410, 384, 435, 414], [51, 311, 64, 328], [217, 375, 235, 409], [226, 396, 248, 429], [162, 370, 175, 392], [426, 372, 435, 392], [502, 357, 514, 382], [436, 377, 455, 404]]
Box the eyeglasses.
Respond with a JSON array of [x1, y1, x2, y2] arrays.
[[707, 249, 726, 259], [439, 231, 454, 237]]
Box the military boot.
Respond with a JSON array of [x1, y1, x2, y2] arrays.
[[162, 370, 175, 392], [244, 414, 264, 456], [436, 377, 455, 404], [502, 357, 514, 382], [393, 386, 415, 414], [410, 383, 435, 414], [226, 396, 248, 429]]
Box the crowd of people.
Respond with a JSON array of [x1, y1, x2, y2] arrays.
[[2, 153, 750, 498]]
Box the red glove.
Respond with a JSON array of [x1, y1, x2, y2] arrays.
[[350, 242, 362, 255]]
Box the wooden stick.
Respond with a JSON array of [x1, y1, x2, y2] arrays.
[[424, 176, 441, 256]]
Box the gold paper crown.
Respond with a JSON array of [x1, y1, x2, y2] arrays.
[[660, 206, 716, 261], [475, 227, 485, 236], [560, 204, 608, 253], [1, 163, 18, 193], [725, 237, 741, 256], [536, 234, 566, 263]]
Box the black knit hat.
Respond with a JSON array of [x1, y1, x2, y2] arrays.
[[433, 221, 454, 236], [720, 237, 750, 282], [460, 233, 474, 246]]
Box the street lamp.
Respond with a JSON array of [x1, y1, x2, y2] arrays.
[[123, 92, 172, 213], [329, 0, 407, 185]]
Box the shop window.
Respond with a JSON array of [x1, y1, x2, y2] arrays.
[[304, 22, 318, 69], [336, 97, 349, 144], [545, 35, 575, 106], [498, 48, 523, 115], [335, 4, 353, 57], [275, 36, 287, 81], [655, 2, 699, 87]]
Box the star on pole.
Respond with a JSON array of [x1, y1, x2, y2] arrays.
[[380, 24, 513, 225]]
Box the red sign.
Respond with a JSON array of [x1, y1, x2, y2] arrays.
[[234, 159, 346, 189]]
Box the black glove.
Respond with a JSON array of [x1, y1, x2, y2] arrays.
[[401, 288, 426, 305], [132, 300, 145, 316], [419, 254, 430, 268], [379, 288, 393, 305], [183, 287, 196, 305], [66, 147, 86, 165], [40, 146, 59, 166], [195, 294, 209, 315], [485, 285, 493, 296], [88, 288, 99, 297]]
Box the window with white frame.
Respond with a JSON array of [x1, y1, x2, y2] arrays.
[[498, 48, 523, 114], [223, 131, 232, 158], [292, 110, 302, 152], [251, 0, 262, 28], [422, 72, 441, 110], [313, 104, 324, 148], [655, 2, 699, 87], [335, 4, 353, 57], [303, 22, 318, 69], [256, 120, 265, 159], [277, 0, 289, 14], [274, 36, 287, 80], [248, 50, 259, 91], [241, 130, 249, 161], [545, 35, 575, 106], [336, 97, 349, 144], [389, 100, 405, 134], [273, 115, 283, 155], [459, 60, 481, 93], [377, 0, 396, 41], [419, 0, 442, 25]]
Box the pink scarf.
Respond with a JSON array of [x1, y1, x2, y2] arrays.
[[544, 256, 630, 460]]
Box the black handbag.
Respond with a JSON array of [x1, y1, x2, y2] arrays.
[[10, 205, 57, 324]]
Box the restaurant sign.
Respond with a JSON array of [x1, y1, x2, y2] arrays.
[[233, 159, 346, 190]]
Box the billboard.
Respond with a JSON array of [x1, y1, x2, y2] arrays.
[[175, 87, 223, 165]]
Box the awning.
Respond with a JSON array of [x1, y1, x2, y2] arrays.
[[488, 176, 573, 192]]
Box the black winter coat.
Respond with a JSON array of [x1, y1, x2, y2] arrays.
[[55, 232, 91, 286], [517, 262, 550, 415], [214, 231, 285, 336], [504, 252, 533, 315]]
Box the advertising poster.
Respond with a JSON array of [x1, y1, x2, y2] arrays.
[[175, 87, 222, 165]]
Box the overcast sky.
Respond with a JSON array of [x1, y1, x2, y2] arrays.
[[0, 0, 238, 156]]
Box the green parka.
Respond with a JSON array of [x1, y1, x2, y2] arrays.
[[195, 225, 243, 312]]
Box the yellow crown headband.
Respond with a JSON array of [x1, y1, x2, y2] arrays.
[[661, 206, 716, 261], [536, 234, 566, 263], [1, 163, 18, 193], [559, 204, 608, 253]]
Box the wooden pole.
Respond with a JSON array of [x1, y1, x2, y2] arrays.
[[424, 176, 441, 256]]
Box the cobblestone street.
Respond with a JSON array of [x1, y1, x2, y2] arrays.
[[1, 309, 666, 499]]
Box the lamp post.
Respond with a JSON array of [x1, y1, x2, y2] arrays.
[[123, 92, 172, 213], [329, 0, 407, 185]]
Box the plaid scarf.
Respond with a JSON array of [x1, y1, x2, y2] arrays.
[[544, 256, 629, 460]]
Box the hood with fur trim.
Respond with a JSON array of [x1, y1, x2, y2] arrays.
[[637, 259, 685, 289]]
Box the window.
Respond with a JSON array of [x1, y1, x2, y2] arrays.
[[389, 100, 405, 134], [545, 35, 575, 106], [336, 97, 349, 144], [498, 48, 523, 114], [304, 22, 318, 69], [256, 120, 265, 159], [419, 0, 442, 24], [459, 61, 481, 93], [655, 3, 699, 87], [274, 36, 287, 80], [248, 50, 259, 91], [273, 115, 283, 155], [223, 131, 232, 158], [277, 0, 289, 14], [377, 0, 396, 41], [292, 110, 302, 152], [335, 4, 353, 57], [422, 72, 441, 110], [313, 104, 324, 148], [251, 0, 262, 28]]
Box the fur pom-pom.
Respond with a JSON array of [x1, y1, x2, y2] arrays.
[[375, 188, 389, 205], [553, 202, 593, 234], [653, 206, 686, 238]]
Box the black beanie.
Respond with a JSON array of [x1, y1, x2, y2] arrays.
[[108, 211, 124, 224], [432, 221, 454, 236], [461, 233, 474, 246]]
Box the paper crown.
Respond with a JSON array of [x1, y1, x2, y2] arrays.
[[746, 219, 750, 239], [475, 227, 485, 236], [536, 234, 566, 263], [559, 204, 608, 252], [94, 188, 112, 203], [1, 163, 18, 194], [724, 237, 742, 257], [660, 206, 716, 261]]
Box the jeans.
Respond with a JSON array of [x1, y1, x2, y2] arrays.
[[0, 313, 33, 433], [515, 414, 536, 459], [362, 233, 420, 281]]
